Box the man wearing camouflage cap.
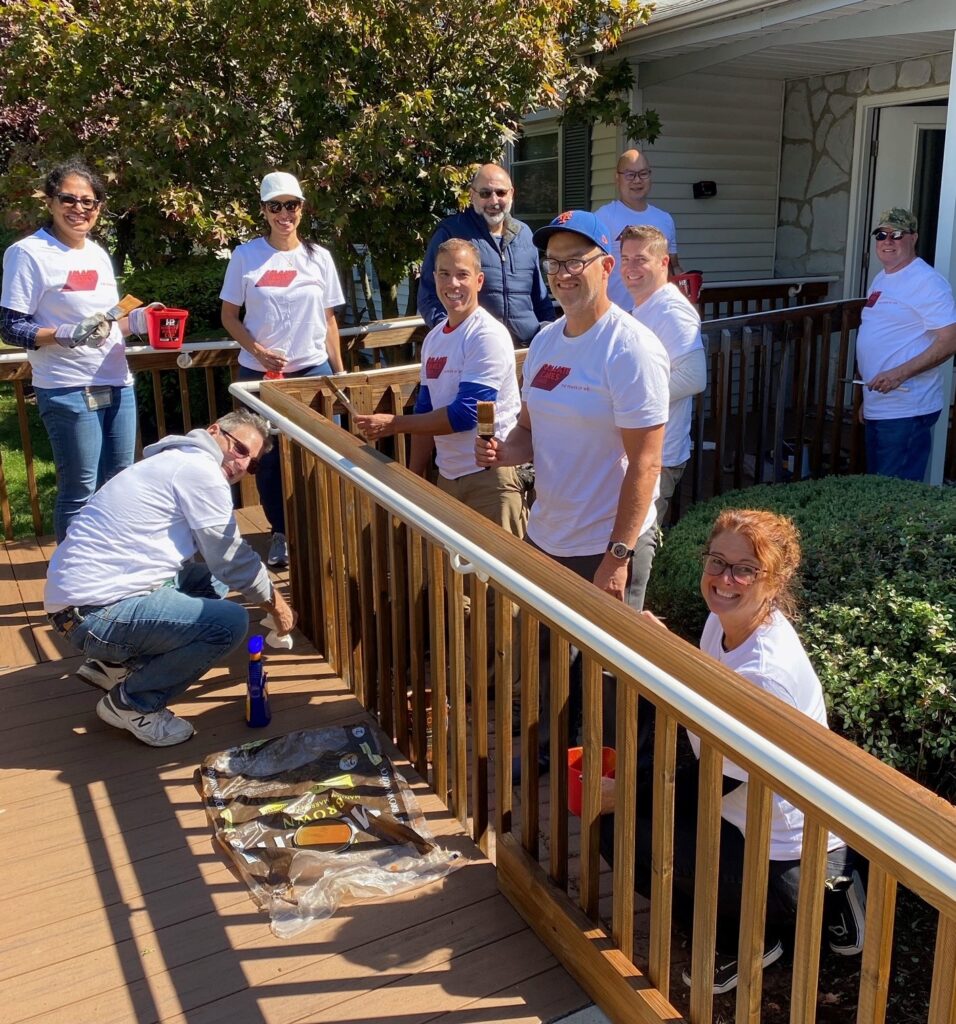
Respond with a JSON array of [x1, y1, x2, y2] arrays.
[[855, 208, 956, 481]]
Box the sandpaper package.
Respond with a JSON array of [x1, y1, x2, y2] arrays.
[[198, 721, 462, 937]]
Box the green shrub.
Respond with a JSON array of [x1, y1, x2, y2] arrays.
[[122, 254, 230, 338], [646, 476, 956, 797]]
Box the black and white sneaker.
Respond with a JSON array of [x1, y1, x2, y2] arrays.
[[96, 692, 194, 747], [682, 940, 783, 995], [826, 870, 866, 955], [267, 532, 288, 568], [77, 658, 129, 691]]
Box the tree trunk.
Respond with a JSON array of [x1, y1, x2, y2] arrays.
[[377, 276, 400, 319]]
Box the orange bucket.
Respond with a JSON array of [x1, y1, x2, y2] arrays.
[[146, 307, 189, 350], [567, 745, 616, 816]]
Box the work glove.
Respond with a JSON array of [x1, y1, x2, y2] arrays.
[[54, 313, 111, 349], [126, 305, 151, 335]]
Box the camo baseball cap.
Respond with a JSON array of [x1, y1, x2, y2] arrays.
[[873, 208, 918, 233]]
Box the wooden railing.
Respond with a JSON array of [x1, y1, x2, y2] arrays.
[[0, 319, 428, 539], [233, 373, 956, 1024], [697, 277, 834, 322]]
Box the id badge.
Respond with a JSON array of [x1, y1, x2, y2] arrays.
[[84, 386, 113, 411]]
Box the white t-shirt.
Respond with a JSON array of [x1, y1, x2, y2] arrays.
[[419, 306, 521, 481], [44, 432, 235, 609], [594, 200, 678, 310], [1, 228, 130, 388], [220, 238, 346, 373], [521, 304, 669, 556], [857, 258, 956, 420], [692, 611, 843, 860], [631, 283, 703, 466]]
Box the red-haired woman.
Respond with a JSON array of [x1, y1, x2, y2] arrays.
[[602, 509, 866, 995]]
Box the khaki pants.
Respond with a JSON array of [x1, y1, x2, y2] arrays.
[[437, 467, 526, 692]]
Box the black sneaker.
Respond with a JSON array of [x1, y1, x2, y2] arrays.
[[826, 869, 866, 955], [681, 939, 783, 995]]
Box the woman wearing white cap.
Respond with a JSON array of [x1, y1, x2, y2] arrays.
[[220, 171, 346, 568]]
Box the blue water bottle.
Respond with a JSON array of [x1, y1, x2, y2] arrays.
[[246, 635, 272, 727]]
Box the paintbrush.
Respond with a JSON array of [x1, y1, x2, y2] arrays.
[[105, 293, 143, 322]]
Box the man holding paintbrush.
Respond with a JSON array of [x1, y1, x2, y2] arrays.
[[354, 238, 524, 534]]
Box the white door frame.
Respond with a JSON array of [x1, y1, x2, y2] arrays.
[[843, 82, 950, 300]]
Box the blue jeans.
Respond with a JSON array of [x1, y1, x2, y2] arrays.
[[865, 410, 940, 482], [35, 384, 137, 541], [63, 564, 248, 712], [238, 362, 333, 533]]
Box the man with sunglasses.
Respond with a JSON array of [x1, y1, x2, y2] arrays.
[[596, 149, 682, 310], [855, 207, 956, 481], [44, 410, 296, 747], [476, 210, 669, 769], [418, 163, 555, 345]]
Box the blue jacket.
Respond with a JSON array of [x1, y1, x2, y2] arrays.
[[418, 208, 556, 345]]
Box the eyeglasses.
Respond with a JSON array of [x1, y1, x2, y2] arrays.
[[872, 229, 911, 241], [541, 252, 604, 276], [617, 170, 652, 182], [472, 187, 511, 199], [55, 193, 102, 211], [220, 427, 260, 474], [264, 199, 303, 213], [700, 552, 764, 585]]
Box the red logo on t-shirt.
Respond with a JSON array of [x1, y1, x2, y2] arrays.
[[866, 290, 881, 307], [530, 364, 571, 390], [62, 270, 98, 291], [425, 356, 447, 379], [255, 269, 297, 288]]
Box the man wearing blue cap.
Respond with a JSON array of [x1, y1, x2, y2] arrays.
[[476, 209, 669, 760]]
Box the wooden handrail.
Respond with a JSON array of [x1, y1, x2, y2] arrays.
[[234, 372, 956, 1024]]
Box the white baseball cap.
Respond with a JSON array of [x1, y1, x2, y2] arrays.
[[260, 172, 305, 203]]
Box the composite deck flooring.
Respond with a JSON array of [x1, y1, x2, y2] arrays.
[[0, 508, 590, 1024]]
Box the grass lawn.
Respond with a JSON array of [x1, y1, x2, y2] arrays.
[[0, 385, 55, 538]]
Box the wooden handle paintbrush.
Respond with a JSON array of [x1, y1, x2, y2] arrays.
[[476, 400, 495, 470], [105, 293, 143, 322]]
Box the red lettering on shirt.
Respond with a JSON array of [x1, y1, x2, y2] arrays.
[[866, 290, 881, 308], [530, 364, 571, 391], [425, 356, 447, 379], [62, 270, 98, 291], [255, 269, 297, 288]]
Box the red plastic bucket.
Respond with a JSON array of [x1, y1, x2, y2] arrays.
[[146, 307, 189, 350], [672, 271, 703, 305], [567, 745, 616, 817]]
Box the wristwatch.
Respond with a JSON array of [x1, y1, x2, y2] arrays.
[[607, 540, 635, 560]]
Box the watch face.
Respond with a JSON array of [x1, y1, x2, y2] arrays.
[[610, 542, 630, 559]]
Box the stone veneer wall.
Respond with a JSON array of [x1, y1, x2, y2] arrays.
[[774, 52, 951, 295]]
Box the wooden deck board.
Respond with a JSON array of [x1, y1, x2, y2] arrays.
[[0, 523, 588, 1024]]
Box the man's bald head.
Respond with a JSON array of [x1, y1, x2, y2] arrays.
[[470, 163, 514, 232], [615, 149, 652, 210]]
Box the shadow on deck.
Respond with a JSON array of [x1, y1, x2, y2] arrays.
[[0, 507, 589, 1024]]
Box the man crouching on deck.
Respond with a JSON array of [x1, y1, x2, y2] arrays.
[[44, 410, 295, 747]]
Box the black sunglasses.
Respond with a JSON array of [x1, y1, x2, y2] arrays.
[[472, 187, 510, 199], [872, 229, 911, 241], [264, 199, 303, 213], [220, 427, 260, 474], [56, 193, 102, 211]]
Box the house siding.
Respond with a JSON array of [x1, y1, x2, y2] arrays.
[[620, 71, 785, 280]]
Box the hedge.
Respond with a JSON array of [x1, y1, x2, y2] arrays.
[[646, 476, 956, 798], [123, 254, 230, 338]]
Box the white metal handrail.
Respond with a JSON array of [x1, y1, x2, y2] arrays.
[[230, 377, 956, 908]]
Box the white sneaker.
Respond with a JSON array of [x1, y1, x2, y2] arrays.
[[267, 532, 289, 568], [96, 692, 195, 747], [77, 658, 129, 691]]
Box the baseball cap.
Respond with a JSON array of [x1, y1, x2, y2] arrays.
[[532, 210, 613, 254], [873, 207, 917, 233], [260, 172, 305, 203]]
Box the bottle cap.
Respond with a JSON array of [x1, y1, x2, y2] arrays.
[[248, 635, 265, 655]]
